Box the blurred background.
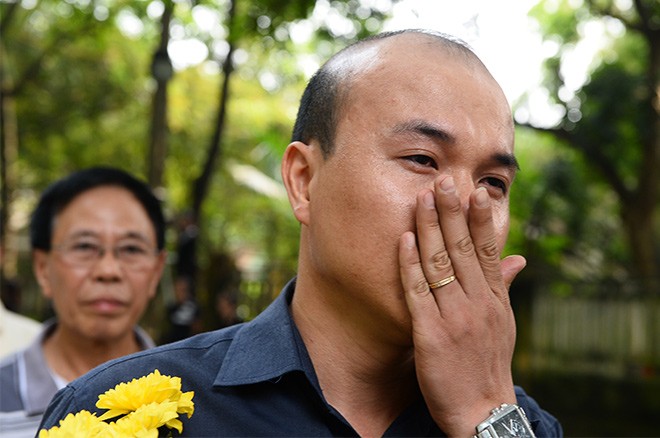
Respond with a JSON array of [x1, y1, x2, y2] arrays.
[[1, 0, 658, 435]]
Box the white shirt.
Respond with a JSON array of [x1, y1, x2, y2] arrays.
[[0, 301, 41, 359]]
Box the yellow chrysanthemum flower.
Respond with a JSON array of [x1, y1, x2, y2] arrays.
[[110, 401, 179, 437], [39, 370, 195, 437], [176, 388, 195, 418], [96, 369, 195, 421], [38, 410, 108, 438]]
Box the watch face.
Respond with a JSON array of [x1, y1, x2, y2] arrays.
[[492, 410, 535, 438]]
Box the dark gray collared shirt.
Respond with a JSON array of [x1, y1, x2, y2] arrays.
[[0, 320, 155, 438], [38, 279, 562, 437]]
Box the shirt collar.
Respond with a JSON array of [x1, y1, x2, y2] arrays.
[[213, 278, 312, 387], [19, 319, 156, 415], [210, 278, 441, 436]]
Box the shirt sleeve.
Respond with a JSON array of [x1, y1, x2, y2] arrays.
[[515, 386, 563, 438], [37, 386, 81, 432]]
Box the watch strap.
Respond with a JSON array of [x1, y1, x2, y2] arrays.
[[474, 404, 536, 438]]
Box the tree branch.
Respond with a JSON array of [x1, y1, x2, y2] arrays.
[[633, 0, 652, 32], [192, 0, 237, 219], [584, 0, 645, 33], [517, 123, 633, 204], [0, 2, 19, 39]]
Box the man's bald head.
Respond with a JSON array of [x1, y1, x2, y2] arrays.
[[290, 29, 495, 157]]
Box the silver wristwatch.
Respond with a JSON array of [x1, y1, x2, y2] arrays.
[[475, 404, 536, 438]]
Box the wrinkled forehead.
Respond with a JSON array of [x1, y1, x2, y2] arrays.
[[52, 186, 152, 233]]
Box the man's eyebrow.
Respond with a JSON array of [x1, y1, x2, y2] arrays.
[[120, 232, 152, 243], [65, 230, 151, 242], [393, 119, 519, 171], [66, 230, 99, 240], [493, 152, 520, 172], [392, 120, 455, 143]]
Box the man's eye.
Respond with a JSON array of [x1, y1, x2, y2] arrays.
[[118, 244, 148, 256], [406, 155, 437, 169], [71, 242, 99, 253], [483, 177, 508, 194]]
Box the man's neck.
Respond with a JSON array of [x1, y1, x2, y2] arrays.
[[291, 280, 419, 437], [42, 325, 141, 383]]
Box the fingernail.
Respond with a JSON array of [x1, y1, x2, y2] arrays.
[[402, 232, 416, 249], [475, 187, 489, 207], [439, 176, 455, 193], [423, 191, 435, 208]]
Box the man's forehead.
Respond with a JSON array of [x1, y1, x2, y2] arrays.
[[331, 35, 509, 118], [51, 188, 154, 232], [326, 32, 482, 78], [324, 42, 382, 76]]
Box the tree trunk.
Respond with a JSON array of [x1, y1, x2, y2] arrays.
[[621, 200, 658, 293], [181, 0, 237, 302], [147, 1, 174, 189], [191, 0, 237, 221], [0, 90, 19, 280], [638, 18, 659, 293], [1, 87, 10, 277]]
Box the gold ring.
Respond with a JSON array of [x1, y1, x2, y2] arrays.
[[428, 275, 456, 289]]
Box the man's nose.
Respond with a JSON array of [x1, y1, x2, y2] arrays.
[[92, 248, 123, 278]]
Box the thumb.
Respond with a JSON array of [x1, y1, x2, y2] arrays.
[[500, 255, 526, 290]]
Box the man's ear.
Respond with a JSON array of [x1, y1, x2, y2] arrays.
[[33, 250, 53, 299], [147, 251, 168, 299], [281, 141, 318, 226]]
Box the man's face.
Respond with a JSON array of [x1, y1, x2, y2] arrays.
[[34, 186, 165, 343], [302, 37, 516, 340]]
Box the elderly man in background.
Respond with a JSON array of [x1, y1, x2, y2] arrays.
[[0, 167, 166, 437]]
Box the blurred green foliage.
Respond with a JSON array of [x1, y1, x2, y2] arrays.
[[0, 0, 397, 326], [1, 0, 657, 332], [522, 0, 659, 293]]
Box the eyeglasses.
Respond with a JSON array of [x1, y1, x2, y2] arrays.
[[53, 239, 160, 271]]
